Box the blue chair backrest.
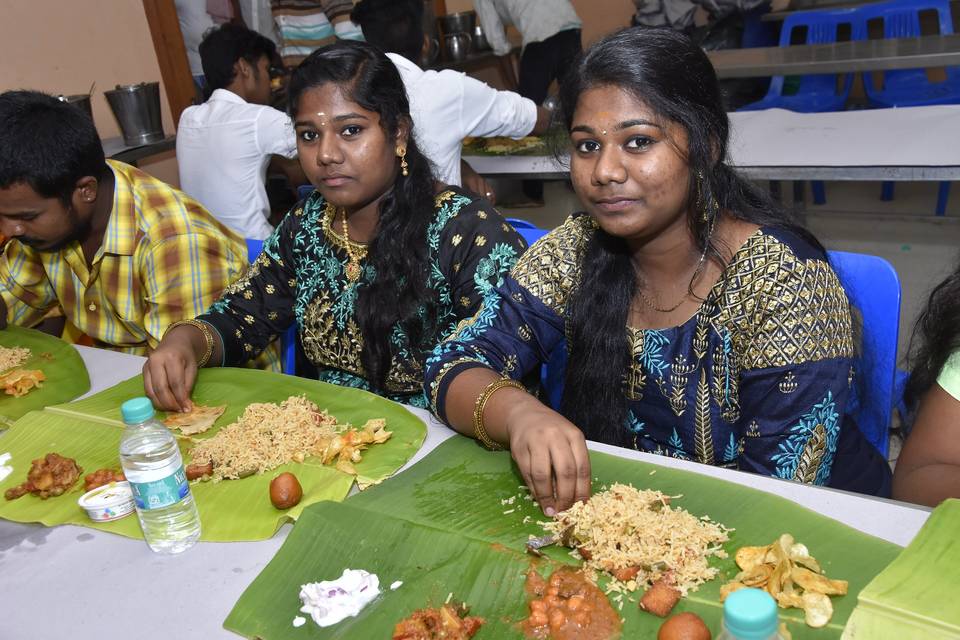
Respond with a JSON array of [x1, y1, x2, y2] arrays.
[[856, 0, 957, 92], [507, 218, 549, 246], [769, 8, 865, 98], [827, 250, 900, 458], [245, 238, 297, 375], [541, 249, 900, 458]]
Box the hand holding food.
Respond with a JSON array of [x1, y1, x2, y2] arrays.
[[505, 403, 591, 516], [142, 326, 205, 412]]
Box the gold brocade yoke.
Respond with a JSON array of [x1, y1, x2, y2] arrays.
[[211, 189, 524, 398], [506, 215, 854, 482]]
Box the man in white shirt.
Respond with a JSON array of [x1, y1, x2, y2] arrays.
[[174, 0, 218, 95], [177, 24, 302, 240], [350, 0, 550, 201]]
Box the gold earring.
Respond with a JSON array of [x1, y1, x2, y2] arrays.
[[396, 145, 409, 177], [695, 171, 711, 222]]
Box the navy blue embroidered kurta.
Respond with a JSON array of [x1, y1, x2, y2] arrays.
[[427, 214, 866, 486]]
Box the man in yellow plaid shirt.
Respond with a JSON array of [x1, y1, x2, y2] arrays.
[[0, 90, 275, 365]]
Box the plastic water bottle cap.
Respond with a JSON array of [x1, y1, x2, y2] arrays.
[[723, 588, 778, 639], [121, 397, 156, 424]]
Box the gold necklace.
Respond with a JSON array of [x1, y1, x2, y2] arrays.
[[637, 211, 717, 314], [339, 209, 364, 284]]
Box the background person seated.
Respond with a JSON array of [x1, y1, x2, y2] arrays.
[[0, 91, 255, 359], [893, 258, 960, 507], [177, 23, 307, 241]]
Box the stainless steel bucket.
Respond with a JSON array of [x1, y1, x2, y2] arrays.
[[56, 94, 94, 123], [104, 82, 164, 146]]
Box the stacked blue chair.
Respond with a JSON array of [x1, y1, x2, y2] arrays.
[[858, 0, 957, 215], [245, 238, 298, 375], [739, 9, 864, 205], [859, 0, 960, 107], [739, 8, 864, 113], [541, 250, 901, 458]]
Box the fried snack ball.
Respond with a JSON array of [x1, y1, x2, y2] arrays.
[[640, 580, 683, 618], [658, 612, 712, 640], [269, 472, 303, 509]]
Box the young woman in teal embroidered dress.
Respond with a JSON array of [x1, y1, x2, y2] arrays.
[[144, 41, 525, 411], [424, 28, 890, 516]]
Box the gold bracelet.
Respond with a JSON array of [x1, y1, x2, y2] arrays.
[[166, 319, 214, 368], [473, 377, 526, 451]]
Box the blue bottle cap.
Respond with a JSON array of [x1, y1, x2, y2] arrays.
[[723, 588, 778, 639], [121, 397, 156, 424]]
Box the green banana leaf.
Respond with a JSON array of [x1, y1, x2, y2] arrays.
[[225, 436, 902, 639], [842, 499, 960, 639], [0, 325, 90, 426], [0, 368, 427, 541]]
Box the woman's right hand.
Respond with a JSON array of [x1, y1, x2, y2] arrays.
[[505, 402, 592, 517], [143, 326, 204, 413]]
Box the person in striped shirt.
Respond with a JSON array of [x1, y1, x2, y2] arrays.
[[0, 90, 251, 357]]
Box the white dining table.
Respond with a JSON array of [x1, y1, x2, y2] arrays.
[[464, 105, 960, 183], [0, 347, 931, 639]]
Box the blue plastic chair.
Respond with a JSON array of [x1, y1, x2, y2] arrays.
[[541, 250, 900, 458], [507, 217, 549, 246], [858, 0, 960, 107], [828, 250, 901, 458], [739, 8, 864, 113], [245, 238, 297, 375]]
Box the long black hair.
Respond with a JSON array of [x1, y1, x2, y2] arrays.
[[557, 28, 825, 445], [904, 256, 960, 417], [287, 41, 438, 393]]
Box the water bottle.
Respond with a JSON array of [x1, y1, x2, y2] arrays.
[[119, 397, 201, 554], [716, 588, 788, 640]]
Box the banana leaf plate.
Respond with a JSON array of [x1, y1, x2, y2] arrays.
[[0, 368, 426, 541], [225, 436, 902, 639], [0, 325, 90, 426]]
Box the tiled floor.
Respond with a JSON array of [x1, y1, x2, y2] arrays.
[[492, 177, 960, 468]]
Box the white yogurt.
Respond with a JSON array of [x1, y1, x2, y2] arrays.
[[299, 569, 380, 627]]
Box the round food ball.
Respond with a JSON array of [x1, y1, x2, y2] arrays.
[[269, 472, 303, 509], [657, 612, 711, 640]]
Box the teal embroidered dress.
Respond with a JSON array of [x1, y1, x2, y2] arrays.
[[426, 214, 889, 492], [198, 188, 525, 407]]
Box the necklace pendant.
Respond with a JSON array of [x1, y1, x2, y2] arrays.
[[344, 260, 362, 283]]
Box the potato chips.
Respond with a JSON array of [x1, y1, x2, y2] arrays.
[[0, 369, 45, 397], [721, 534, 848, 628]]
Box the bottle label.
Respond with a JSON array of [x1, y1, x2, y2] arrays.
[[127, 463, 190, 511]]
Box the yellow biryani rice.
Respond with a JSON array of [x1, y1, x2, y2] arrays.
[[189, 395, 343, 481], [0, 346, 31, 373], [542, 483, 731, 595]]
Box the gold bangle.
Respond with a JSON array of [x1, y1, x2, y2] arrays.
[[166, 319, 214, 368], [473, 377, 526, 451]]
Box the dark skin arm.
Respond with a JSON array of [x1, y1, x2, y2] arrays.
[[531, 106, 553, 136], [893, 383, 960, 507], [460, 160, 496, 204], [443, 367, 592, 515], [142, 324, 225, 413]]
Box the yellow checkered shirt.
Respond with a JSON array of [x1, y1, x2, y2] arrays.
[[0, 160, 263, 359]]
